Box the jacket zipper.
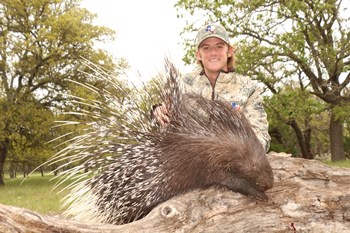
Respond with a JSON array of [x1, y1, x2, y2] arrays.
[[209, 73, 220, 100]]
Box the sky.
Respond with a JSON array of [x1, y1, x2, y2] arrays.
[[81, 0, 194, 84], [80, 1, 350, 86]]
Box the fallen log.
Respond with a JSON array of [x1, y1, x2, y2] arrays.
[[1, 152, 350, 233]]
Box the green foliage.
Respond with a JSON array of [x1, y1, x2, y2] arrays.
[[331, 103, 350, 122], [344, 133, 350, 159], [267, 87, 324, 121], [265, 87, 328, 156], [0, 0, 128, 183], [138, 77, 163, 109], [0, 0, 118, 106], [4, 98, 55, 166]]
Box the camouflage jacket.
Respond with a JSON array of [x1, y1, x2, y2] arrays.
[[181, 68, 271, 151]]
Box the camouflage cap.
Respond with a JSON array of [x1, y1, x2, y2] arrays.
[[196, 24, 230, 48]]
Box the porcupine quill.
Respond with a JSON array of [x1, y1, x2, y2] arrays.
[[44, 58, 274, 225]]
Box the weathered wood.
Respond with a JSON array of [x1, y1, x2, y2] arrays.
[[1, 152, 350, 233]]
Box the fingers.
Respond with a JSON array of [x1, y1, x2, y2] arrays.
[[153, 104, 170, 127]]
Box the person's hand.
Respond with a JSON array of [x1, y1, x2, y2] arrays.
[[153, 103, 170, 127]]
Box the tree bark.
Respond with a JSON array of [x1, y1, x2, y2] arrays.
[[0, 139, 9, 186], [0, 152, 349, 233], [303, 118, 313, 159], [330, 112, 345, 161], [288, 119, 313, 159]]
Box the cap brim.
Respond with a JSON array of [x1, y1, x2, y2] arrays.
[[197, 35, 230, 47]]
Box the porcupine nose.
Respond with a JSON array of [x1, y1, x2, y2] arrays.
[[256, 183, 268, 191], [257, 181, 273, 191]]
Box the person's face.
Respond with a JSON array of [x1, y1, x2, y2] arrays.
[[196, 37, 232, 73]]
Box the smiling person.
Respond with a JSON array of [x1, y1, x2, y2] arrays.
[[153, 24, 271, 151]]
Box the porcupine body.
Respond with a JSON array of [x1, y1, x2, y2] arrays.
[[53, 60, 274, 225]]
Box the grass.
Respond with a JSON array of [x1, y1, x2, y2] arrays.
[[0, 173, 71, 215], [323, 159, 350, 168]]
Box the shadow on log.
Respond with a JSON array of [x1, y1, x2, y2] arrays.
[[1, 152, 350, 233]]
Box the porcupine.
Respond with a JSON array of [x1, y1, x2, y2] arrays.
[[50, 59, 274, 225]]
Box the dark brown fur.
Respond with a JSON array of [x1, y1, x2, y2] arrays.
[[162, 94, 274, 201], [61, 62, 274, 225], [75, 94, 274, 225]]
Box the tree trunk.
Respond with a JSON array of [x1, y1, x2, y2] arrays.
[[52, 165, 59, 176], [330, 111, 345, 161], [0, 139, 9, 186], [9, 161, 17, 179], [22, 161, 26, 178], [289, 119, 313, 159], [269, 128, 282, 143], [303, 118, 313, 159], [0, 152, 349, 233]]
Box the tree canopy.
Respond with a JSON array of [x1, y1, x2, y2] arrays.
[[176, 0, 350, 161], [0, 0, 127, 185]]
